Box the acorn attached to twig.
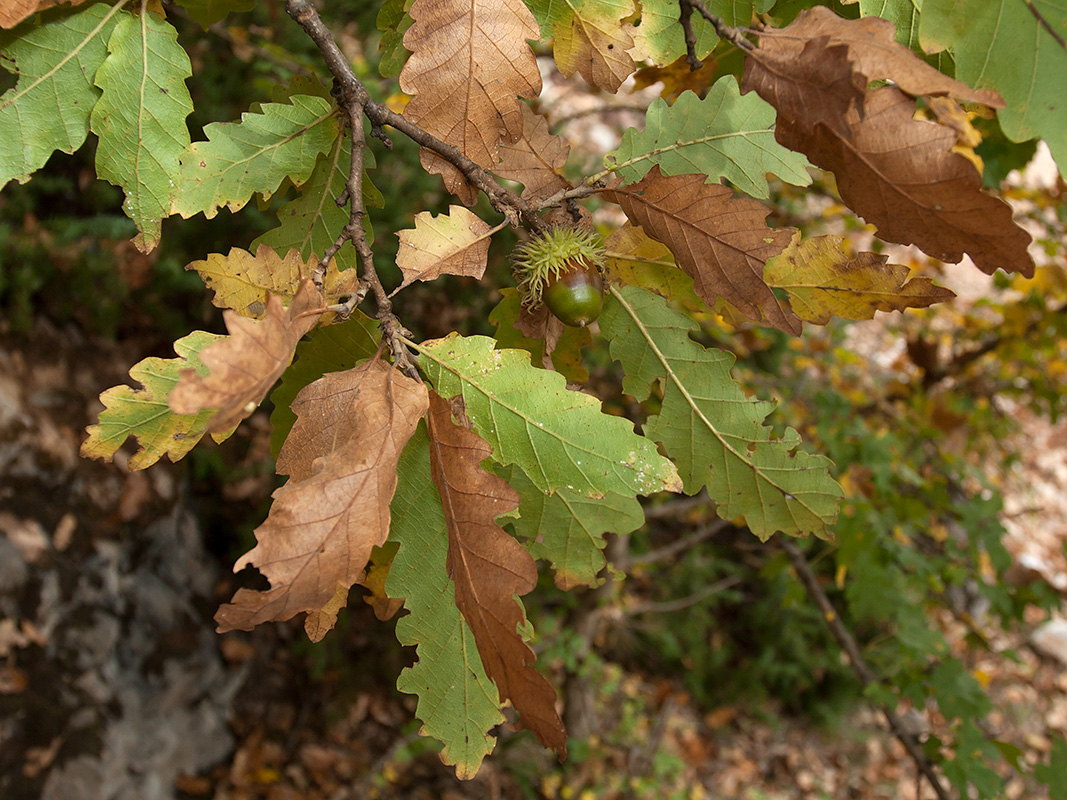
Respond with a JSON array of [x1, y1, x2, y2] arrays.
[[513, 227, 605, 328]]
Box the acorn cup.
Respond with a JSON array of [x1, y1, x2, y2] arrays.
[[512, 227, 606, 328]]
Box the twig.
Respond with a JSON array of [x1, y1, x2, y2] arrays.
[[780, 538, 955, 800], [623, 575, 740, 615], [680, 0, 755, 54], [284, 0, 544, 234], [1025, 0, 1067, 51], [624, 518, 728, 567]]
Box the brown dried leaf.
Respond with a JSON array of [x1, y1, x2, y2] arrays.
[[601, 167, 800, 334], [0, 0, 90, 28], [400, 0, 542, 203], [743, 7, 1003, 130], [776, 87, 1033, 276], [494, 104, 572, 204], [426, 392, 566, 756], [215, 360, 429, 638], [742, 33, 864, 136], [394, 205, 494, 292], [169, 279, 325, 432]]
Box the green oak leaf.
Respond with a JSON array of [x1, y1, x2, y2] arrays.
[[601, 285, 842, 540], [377, 0, 414, 78], [81, 330, 231, 470], [91, 9, 193, 252], [488, 288, 590, 383], [631, 0, 718, 64], [253, 128, 383, 274], [388, 424, 503, 779], [172, 95, 339, 220], [605, 77, 812, 198], [414, 334, 682, 499], [920, 0, 1067, 176], [0, 3, 122, 189], [268, 313, 381, 458], [503, 466, 644, 589], [173, 0, 256, 27]]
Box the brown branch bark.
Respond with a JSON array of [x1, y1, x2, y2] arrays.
[[779, 538, 955, 800]]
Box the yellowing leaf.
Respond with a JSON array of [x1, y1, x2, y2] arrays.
[[764, 234, 957, 324], [169, 279, 325, 433], [216, 359, 429, 637], [81, 330, 228, 470], [427, 392, 566, 755], [528, 0, 636, 92], [394, 206, 495, 291], [186, 245, 315, 319]]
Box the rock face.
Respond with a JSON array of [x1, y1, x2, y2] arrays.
[[0, 323, 238, 800]]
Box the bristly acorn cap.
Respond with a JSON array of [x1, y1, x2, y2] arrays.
[[512, 227, 605, 307]]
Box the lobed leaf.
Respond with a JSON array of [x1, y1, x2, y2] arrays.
[[504, 466, 644, 590], [415, 334, 682, 498], [427, 392, 566, 756], [268, 312, 381, 458], [216, 359, 429, 638], [0, 3, 121, 188], [90, 9, 193, 252], [601, 167, 800, 334], [172, 95, 338, 220], [493, 103, 572, 204], [775, 87, 1033, 276], [400, 0, 541, 203], [389, 424, 504, 778], [764, 234, 957, 324], [605, 77, 812, 199], [186, 245, 319, 319], [169, 279, 325, 433], [394, 205, 494, 291], [601, 285, 842, 540], [81, 330, 227, 470], [526, 0, 635, 92]]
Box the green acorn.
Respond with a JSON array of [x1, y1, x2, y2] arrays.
[[513, 227, 606, 328]]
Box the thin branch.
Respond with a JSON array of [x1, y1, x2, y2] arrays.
[[623, 575, 740, 615], [624, 518, 729, 567], [1025, 0, 1067, 51], [780, 538, 955, 800], [680, 0, 755, 54]]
